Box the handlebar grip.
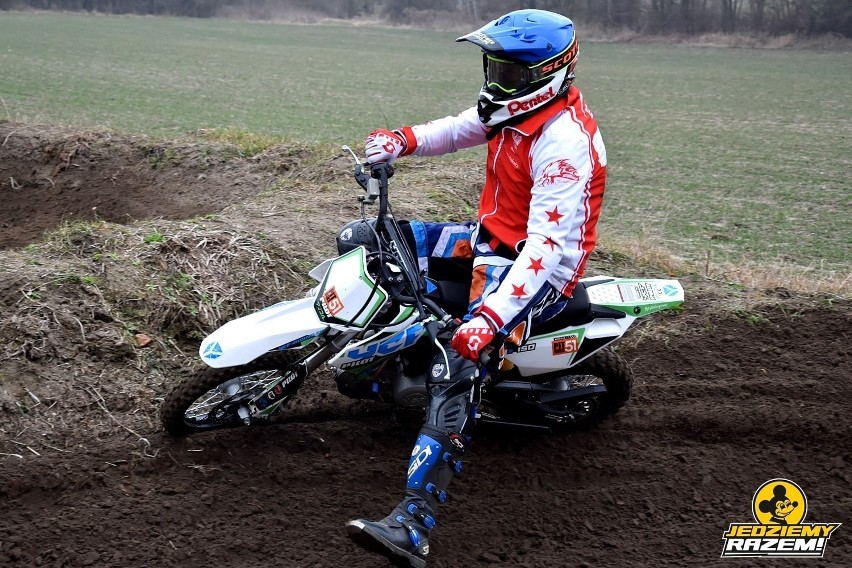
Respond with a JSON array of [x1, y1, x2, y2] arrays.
[[477, 328, 508, 368], [370, 162, 394, 179]]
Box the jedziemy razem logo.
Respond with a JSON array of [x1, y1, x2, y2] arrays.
[[721, 478, 841, 558]]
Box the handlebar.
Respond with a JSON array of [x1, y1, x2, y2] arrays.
[[371, 163, 393, 222], [342, 148, 442, 327], [342, 149, 504, 369]]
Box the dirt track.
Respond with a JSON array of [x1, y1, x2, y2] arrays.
[[0, 123, 849, 567]]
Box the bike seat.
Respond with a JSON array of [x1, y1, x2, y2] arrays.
[[529, 281, 625, 336]]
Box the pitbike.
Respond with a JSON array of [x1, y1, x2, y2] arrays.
[[160, 149, 684, 436]]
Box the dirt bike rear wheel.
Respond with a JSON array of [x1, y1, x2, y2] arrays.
[[561, 347, 633, 426], [160, 350, 304, 436], [483, 348, 633, 430]]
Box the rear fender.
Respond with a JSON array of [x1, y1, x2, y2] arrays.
[[585, 278, 684, 317], [199, 297, 326, 368]]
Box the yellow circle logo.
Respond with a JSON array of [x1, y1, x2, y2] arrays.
[[752, 478, 808, 525]]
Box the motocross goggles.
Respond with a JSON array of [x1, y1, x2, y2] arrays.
[[483, 42, 579, 95], [484, 54, 541, 95]]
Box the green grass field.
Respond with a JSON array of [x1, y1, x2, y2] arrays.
[[1, 12, 850, 288]]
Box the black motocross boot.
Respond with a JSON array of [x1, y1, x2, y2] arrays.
[[346, 433, 461, 567], [347, 348, 476, 568]]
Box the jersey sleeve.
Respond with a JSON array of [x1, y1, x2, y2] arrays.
[[400, 107, 488, 157]]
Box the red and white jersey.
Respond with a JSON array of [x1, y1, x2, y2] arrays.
[[398, 87, 607, 329]]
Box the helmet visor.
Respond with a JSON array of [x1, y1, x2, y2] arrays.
[[484, 54, 539, 95], [482, 42, 579, 96]]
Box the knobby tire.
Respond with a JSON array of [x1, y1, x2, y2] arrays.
[[160, 350, 303, 436]]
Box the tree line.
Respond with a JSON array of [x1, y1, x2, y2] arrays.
[[2, 0, 850, 37]]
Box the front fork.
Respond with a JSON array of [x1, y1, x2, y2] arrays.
[[243, 330, 358, 422]]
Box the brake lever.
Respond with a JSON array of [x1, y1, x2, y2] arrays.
[[341, 145, 361, 165], [342, 145, 373, 193]]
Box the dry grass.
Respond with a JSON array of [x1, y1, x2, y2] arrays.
[[601, 233, 851, 299], [579, 24, 852, 51], [704, 259, 850, 297], [0, 214, 313, 457]]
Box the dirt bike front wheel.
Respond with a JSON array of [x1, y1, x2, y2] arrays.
[[160, 350, 305, 436]]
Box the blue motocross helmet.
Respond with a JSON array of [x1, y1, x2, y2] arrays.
[[456, 10, 579, 127]]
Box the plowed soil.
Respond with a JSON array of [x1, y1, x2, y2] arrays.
[[1, 122, 849, 567]]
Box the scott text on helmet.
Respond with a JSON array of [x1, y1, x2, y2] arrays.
[[540, 43, 579, 75]]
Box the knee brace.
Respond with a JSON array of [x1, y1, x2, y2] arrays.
[[405, 346, 478, 503], [423, 346, 477, 440]]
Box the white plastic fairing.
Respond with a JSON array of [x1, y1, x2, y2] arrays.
[[329, 321, 428, 368], [199, 297, 325, 368], [314, 248, 388, 329], [308, 258, 334, 282], [504, 316, 635, 376]]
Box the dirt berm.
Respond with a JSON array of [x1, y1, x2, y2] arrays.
[[0, 121, 848, 567]]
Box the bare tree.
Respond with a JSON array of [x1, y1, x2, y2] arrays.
[[749, 0, 766, 29], [721, 0, 742, 32], [459, 0, 480, 21]]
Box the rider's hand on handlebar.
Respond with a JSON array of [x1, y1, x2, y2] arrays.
[[451, 315, 497, 364], [365, 129, 407, 165]]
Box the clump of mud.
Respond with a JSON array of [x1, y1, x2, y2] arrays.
[[0, 121, 306, 248], [0, 121, 332, 452]]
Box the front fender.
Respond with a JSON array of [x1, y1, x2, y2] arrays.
[[199, 297, 326, 368]]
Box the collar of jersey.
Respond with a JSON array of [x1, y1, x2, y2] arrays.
[[500, 86, 579, 137]]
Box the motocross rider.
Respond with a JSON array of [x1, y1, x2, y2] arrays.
[[346, 10, 607, 568]]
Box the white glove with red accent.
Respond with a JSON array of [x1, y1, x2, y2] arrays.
[[364, 128, 407, 164], [451, 315, 497, 363]]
